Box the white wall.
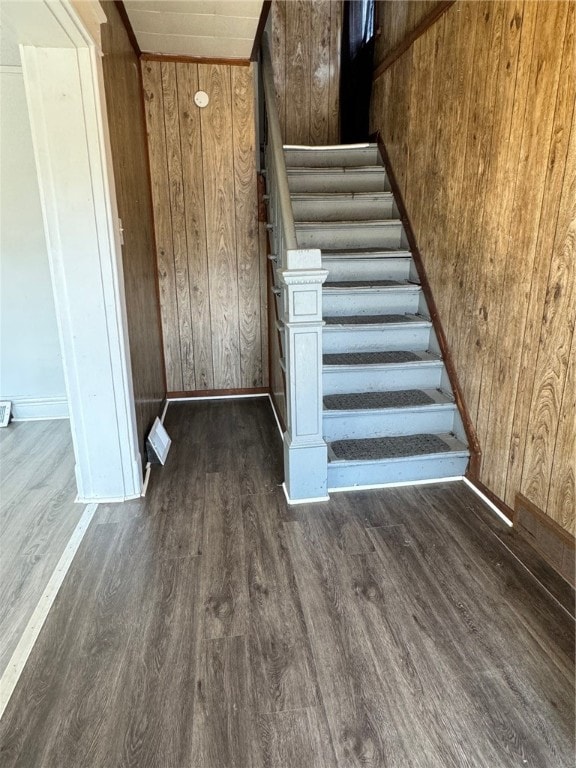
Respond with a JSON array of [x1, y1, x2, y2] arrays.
[[0, 62, 67, 419]]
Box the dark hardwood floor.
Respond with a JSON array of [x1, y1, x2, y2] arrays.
[[0, 399, 574, 767]]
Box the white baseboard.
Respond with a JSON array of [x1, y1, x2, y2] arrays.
[[8, 396, 69, 421]]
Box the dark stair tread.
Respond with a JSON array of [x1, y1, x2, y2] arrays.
[[324, 280, 407, 289], [324, 390, 441, 411], [323, 350, 425, 366], [324, 314, 423, 326], [329, 433, 462, 462]]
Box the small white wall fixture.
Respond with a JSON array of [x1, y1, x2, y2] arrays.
[[1, 0, 142, 501]]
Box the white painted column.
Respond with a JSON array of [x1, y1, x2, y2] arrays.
[[280, 248, 329, 502], [19, 42, 142, 501]]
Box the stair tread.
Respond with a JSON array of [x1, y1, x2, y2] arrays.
[[323, 249, 412, 259], [324, 279, 414, 289], [324, 313, 426, 326], [323, 350, 438, 366], [328, 433, 468, 463], [296, 219, 401, 227], [291, 191, 392, 200], [323, 389, 453, 411]]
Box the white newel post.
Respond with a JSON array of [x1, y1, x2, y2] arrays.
[[280, 248, 329, 502]]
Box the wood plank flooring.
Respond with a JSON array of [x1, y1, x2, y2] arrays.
[[0, 420, 81, 678], [0, 400, 574, 767]]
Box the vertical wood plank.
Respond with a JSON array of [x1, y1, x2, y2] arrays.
[[271, 0, 286, 138], [201, 472, 248, 639], [101, 2, 165, 451], [142, 60, 183, 392], [511, 3, 575, 511], [310, 0, 331, 145], [328, 0, 342, 143], [232, 65, 262, 388], [198, 64, 241, 389], [177, 63, 214, 390], [161, 62, 196, 391], [546, 328, 576, 534], [482, 0, 567, 502], [285, 0, 311, 144]]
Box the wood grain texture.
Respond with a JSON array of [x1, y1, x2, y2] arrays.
[[201, 471, 248, 639], [270, 0, 342, 145], [0, 421, 80, 677], [143, 61, 265, 393], [370, 0, 576, 534], [232, 66, 262, 387], [373, 1, 454, 77], [101, 0, 166, 447], [162, 61, 196, 390], [243, 492, 319, 712], [198, 64, 241, 389], [0, 402, 573, 767], [142, 58, 183, 392], [176, 62, 214, 390]]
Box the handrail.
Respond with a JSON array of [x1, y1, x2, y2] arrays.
[[261, 32, 298, 251]]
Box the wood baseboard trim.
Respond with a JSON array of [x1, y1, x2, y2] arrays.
[[373, 133, 482, 477], [373, 1, 455, 80], [140, 53, 251, 67], [167, 387, 269, 399], [515, 493, 575, 586]]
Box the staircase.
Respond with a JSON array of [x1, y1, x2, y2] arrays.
[[284, 143, 470, 491]]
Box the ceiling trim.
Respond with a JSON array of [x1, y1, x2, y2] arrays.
[[140, 51, 251, 67]]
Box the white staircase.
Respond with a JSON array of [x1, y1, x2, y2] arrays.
[[284, 144, 470, 491]]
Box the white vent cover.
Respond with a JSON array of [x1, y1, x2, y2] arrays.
[[146, 417, 171, 465], [0, 401, 11, 428]]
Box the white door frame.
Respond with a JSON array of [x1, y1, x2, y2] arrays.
[[1, 0, 143, 501]]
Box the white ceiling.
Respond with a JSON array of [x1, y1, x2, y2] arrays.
[[123, 0, 265, 59]]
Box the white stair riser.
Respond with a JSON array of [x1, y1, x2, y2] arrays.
[[297, 222, 403, 250], [323, 324, 432, 352], [292, 197, 395, 222], [323, 363, 443, 394], [323, 256, 412, 282], [323, 405, 458, 440], [327, 452, 469, 489], [287, 170, 389, 194], [323, 287, 421, 316], [284, 146, 381, 167]]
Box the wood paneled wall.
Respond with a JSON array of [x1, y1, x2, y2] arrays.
[[374, 1, 448, 68], [142, 60, 267, 394], [370, 1, 575, 534], [270, 0, 342, 144], [101, 1, 166, 457]]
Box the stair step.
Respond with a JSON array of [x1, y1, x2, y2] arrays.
[[324, 279, 408, 289], [323, 317, 433, 354], [322, 390, 457, 441], [324, 313, 420, 325], [323, 354, 444, 395], [326, 433, 469, 489], [322, 252, 415, 282], [284, 144, 381, 168], [323, 350, 426, 366], [291, 192, 395, 222], [287, 167, 389, 194], [296, 220, 403, 250], [323, 388, 452, 410], [323, 284, 421, 318]]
